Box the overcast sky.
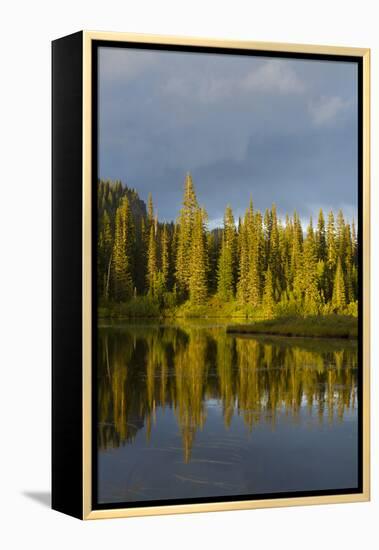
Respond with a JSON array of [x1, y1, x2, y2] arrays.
[[98, 46, 358, 227]]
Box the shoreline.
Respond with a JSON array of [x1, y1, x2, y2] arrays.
[[226, 316, 358, 340], [97, 311, 358, 340], [226, 327, 356, 340]]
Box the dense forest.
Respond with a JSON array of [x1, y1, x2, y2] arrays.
[[97, 174, 358, 318]]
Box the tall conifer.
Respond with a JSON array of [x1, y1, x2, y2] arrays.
[[112, 197, 134, 301], [326, 210, 337, 300], [176, 173, 199, 296], [237, 217, 249, 303], [189, 209, 208, 304], [316, 208, 327, 262], [262, 268, 275, 318], [99, 211, 113, 300], [147, 225, 158, 295], [303, 220, 322, 315], [332, 258, 346, 311], [161, 224, 169, 291], [217, 236, 234, 301]]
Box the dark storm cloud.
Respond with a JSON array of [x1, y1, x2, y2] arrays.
[[98, 47, 358, 225]]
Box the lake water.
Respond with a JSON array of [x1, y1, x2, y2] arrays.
[[97, 320, 358, 505]]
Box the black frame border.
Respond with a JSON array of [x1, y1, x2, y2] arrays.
[[52, 31, 84, 519], [91, 40, 364, 511]]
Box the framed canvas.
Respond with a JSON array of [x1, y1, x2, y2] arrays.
[[52, 31, 370, 520]]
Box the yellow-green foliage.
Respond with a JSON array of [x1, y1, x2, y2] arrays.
[[97, 176, 359, 321], [227, 315, 358, 339]]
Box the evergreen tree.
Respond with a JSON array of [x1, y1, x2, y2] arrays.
[[146, 225, 158, 295], [176, 173, 199, 296], [268, 205, 280, 297], [291, 211, 304, 304], [171, 222, 178, 287], [326, 210, 337, 300], [247, 211, 262, 307], [302, 220, 322, 315], [332, 258, 346, 311], [254, 211, 265, 297], [98, 211, 113, 300], [247, 256, 261, 307], [97, 176, 356, 317], [147, 192, 154, 226], [263, 207, 272, 271], [224, 205, 237, 288], [161, 223, 169, 291], [237, 217, 249, 303], [207, 230, 221, 293], [262, 268, 275, 318], [217, 236, 234, 301], [279, 216, 291, 299], [189, 209, 208, 305], [344, 223, 354, 303], [351, 219, 358, 264], [351, 219, 358, 299], [315, 208, 327, 262], [336, 209, 346, 262], [112, 197, 134, 301], [217, 206, 236, 301]]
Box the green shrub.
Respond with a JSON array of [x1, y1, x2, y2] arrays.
[[98, 296, 160, 318]]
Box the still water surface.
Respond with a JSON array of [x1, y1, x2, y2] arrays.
[[97, 321, 358, 504]]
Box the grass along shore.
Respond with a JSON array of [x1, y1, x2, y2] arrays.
[[97, 295, 285, 320], [98, 297, 357, 339], [226, 315, 357, 339]]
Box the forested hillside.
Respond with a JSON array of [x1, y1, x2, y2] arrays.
[[97, 174, 358, 318]]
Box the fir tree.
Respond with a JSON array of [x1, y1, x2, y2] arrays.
[[223, 205, 237, 288], [351, 219, 358, 299], [291, 211, 304, 304], [247, 256, 261, 307], [98, 211, 113, 300], [161, 223, 169, 291], [147, 225, 158, 295], [217, 236, 234, 301], [263, 207, 272, 271], [176, 173, 199, 296], [332, 258, 346, 311], [217, 206, 236, 301], [246, 210, 262, 307], [207, 230, 221, 293], [262, 268, 275, 318], [279, 216, 291, 298], [302, 220, 322, 315], [189, 209, 208, 305], [112, 197, 134, 301], [237, 217, 249, 303], [97, 177, 357, 317], [254, 211, 265, 297], [344, 223, 354, 303], [268, 204, 280, 298], [326, 210, 337, 300], [351, 219, 358, 264], [336, 209, 346, 262], [147, 192, 154, 226], [315, 208, 327, 262]]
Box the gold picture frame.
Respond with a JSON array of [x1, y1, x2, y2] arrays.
[[52, 31, 370, 520]]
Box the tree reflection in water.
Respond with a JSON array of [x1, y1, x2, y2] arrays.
[[97, 323, 357, 464]]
